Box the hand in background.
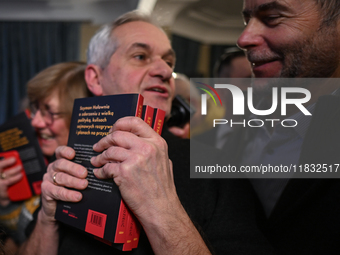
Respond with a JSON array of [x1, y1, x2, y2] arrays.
[[168, 122, 190, 139], [0, 157, 23, 206]]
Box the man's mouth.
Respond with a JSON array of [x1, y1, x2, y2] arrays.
[[247, 50, 282, 75], [148, 87, 166, 93], [250, 58, 280, 67], [146, 86, 169, 97], [248, 55, 282, 77]]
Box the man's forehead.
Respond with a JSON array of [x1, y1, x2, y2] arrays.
[[242, 0, 293, 14], [126, 42, 176, 59], [114, 21, 171, 49]]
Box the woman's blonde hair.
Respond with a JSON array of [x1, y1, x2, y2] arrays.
[[27, 61, 92, 127]]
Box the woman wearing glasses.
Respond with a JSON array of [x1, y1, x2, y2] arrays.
[[0, 62, 92, 253], [28, 62, 92, 159]]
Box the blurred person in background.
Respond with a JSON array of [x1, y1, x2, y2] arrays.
[[195, 47, 252, 148], [213, 47, 252, 79], [170, 73, 228, 139], [0, 61, 92, 254], [168, 73, 201, 138]]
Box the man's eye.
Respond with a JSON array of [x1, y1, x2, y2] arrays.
[[263, 15, 281, 25], [134, 54, 146, 60], [166, 61, 174, 68]]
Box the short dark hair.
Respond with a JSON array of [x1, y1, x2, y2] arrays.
[[315, 0, 340, 26]]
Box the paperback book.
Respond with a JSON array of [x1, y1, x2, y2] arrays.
[[0, 112, 46, 201], [55, 94, 144, 250]]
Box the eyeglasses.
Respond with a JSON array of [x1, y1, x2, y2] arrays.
[[30, 101, 65, 126]]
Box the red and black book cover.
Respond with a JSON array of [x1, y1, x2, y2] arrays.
[[0, 112, 46, 201], [55, 94, 144, 249]]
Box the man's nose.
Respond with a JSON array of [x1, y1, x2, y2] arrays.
[[149, 58, 173, 81], [237, 19, 265, 51]]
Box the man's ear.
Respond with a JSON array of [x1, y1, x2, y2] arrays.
[[85, 64, 103, 96]]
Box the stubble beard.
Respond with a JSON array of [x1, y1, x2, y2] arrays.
[[251, 24, 339, 99], [280, 25, 339, 79]]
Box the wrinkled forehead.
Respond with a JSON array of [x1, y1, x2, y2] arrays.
[[113, 21, 173, 52], [242, 0, 313, 12], [241, 0, 319, 22], [243, 0, 290, 7], [243, 0, 282, 13]]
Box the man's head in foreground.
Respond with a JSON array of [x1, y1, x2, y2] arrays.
[[237, 0, 340, 79], [85, 11, 176, 115]]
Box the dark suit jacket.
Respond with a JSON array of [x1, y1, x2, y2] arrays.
[[209, 94, 340, 254]]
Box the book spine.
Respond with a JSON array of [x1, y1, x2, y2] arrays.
[[153, 109, 166, 135], [114, 95, 144, 246], [114, 200, 128, 243], [142, 105, 154, 127], [122, 210, 133, 251], [135, 95, 144, 118], [131, 213, 141, 249]]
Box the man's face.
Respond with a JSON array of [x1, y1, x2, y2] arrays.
[[237, 0, 340, 80], [98, 21, 176, 115]]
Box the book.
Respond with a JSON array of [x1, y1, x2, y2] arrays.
[[0, 112, 46, 201], [55, 94, 144, 250], [122, 210, 134, 251], [118, 105, 155, 251], [142, 105, 154, 127], [0, 150, 32, 201], [131, 213, 141, 249], [152, 108, 166, 135]]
